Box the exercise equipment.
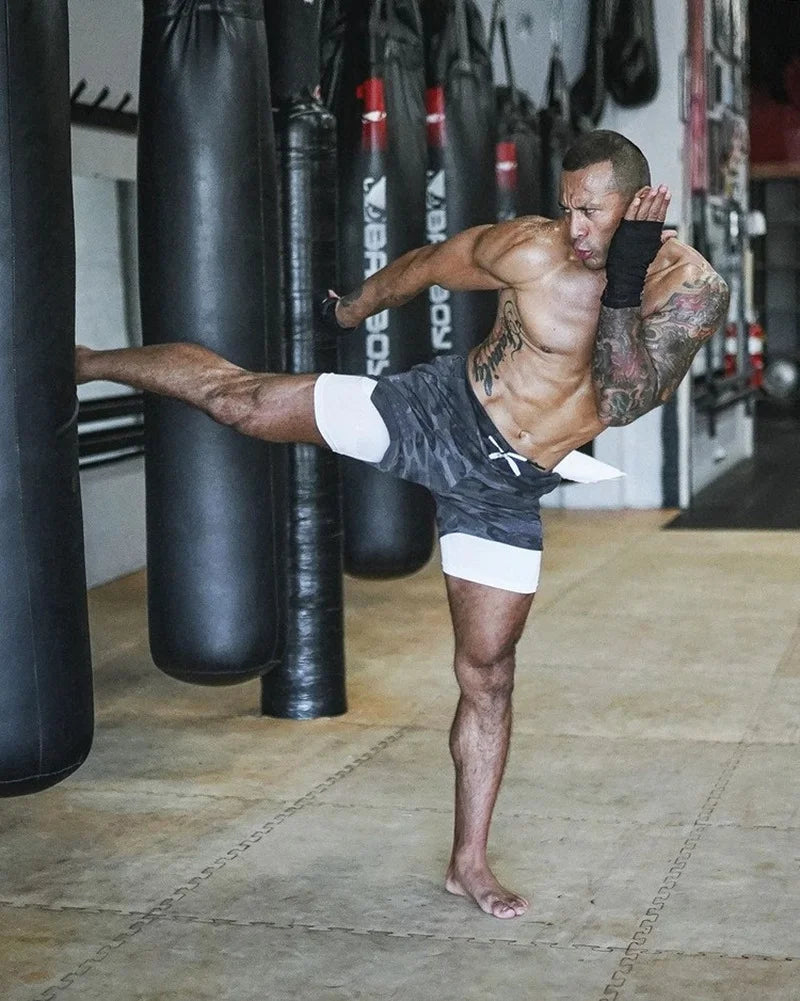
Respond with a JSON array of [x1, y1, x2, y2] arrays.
[[261, 0, 346, 718], [606, 0, 659, 107], [0, 0, 94, 796], [322, 0, 435, 578], [763, 357, 800, 403], [138, 0, 283, 684], [539, 40, 574, 220], [423, 0, 496, 356], [570, 0, 609, 132], [489, 0, 542, 220]]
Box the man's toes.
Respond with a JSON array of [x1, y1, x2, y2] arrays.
[[491, 900, 516, 918]]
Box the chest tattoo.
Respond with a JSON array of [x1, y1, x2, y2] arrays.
[[472, 301, 526, 396]]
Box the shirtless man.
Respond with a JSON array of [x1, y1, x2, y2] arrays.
[[76, 130, 729, 920]]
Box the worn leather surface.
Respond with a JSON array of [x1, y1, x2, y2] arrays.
[[323, 0, 435, 579], [0, 0, 93, 796], [139, 0, 283, 682]]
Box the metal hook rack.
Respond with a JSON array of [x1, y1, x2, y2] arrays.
[[70, 78, 138, 135]]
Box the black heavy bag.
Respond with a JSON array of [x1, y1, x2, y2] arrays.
[[423, 0, 496, 356], [488, 1, 542, 220], [0, 1, 93, 796], [570, 0, 609, 132], [606, 0, 659, 107], [539, 43, 574, 220], [322, 0, 435, 579], [261, 1, 346, 718], [138, 0, 283, 684]]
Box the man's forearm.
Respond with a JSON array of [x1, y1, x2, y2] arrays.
[[336, 244, 437, 327], [591, 306, 659, 426]]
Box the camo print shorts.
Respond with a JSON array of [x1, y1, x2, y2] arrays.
[[362, 355, 562, 587]]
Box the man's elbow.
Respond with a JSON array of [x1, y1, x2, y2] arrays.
[[595, 387, 658, 428]]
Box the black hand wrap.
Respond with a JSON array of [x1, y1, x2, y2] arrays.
[[601, 219, 663, 309], [317, 293, 355, 333]]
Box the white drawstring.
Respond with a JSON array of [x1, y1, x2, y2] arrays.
[[486, 435, 527, 477]]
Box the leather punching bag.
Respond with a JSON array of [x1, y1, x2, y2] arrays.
[[540, 43, 574, 220], [138, 0, 283, 684], [423, 0, 497, 356], [606, 0, 659, 107], [489, 1, 542, 220], [261, 0, 346, 718], [322, 0, 435, 579], [0, 0, 94, 796]]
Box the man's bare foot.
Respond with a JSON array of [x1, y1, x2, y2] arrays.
[[445, 862, 529, 919]]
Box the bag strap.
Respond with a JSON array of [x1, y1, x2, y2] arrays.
[[488, 0, 517, 98], [453, 0, 472, 71]]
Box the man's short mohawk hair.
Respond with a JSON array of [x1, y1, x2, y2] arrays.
[[562, 130, 651, 198]]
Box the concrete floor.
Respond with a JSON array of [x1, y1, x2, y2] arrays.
[[2, 510, 800, 1000]]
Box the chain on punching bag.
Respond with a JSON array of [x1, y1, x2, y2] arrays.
[[0, 0, 93, 796], [323, 0, 435, 579], [489, 0, 542, 220], [570, 0, 609, 133], [423, 0, 496, 357], [138, 0, 283, 684], [540, 41, 574, 220], [261, 0, 346, 718]]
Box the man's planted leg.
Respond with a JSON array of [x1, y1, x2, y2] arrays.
[[443, 575, 535, 919]]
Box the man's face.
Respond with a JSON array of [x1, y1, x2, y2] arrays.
[[558, 161, 633, 270]]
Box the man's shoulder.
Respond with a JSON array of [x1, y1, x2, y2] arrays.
[[645, 240, 727, 314], [654, 238, 720, 282], [474, 216, 566, 286]]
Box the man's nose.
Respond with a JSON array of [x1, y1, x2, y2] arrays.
[[569, 216, 587, 241]]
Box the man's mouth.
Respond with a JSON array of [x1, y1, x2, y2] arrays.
[[574, 247, 592, 261]]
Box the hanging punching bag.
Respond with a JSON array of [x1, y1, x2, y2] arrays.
[[0, 0, 93, 796], [606, 0, 659, 107], [261, 0, 346, 718], [570, 0, 609, 132], [322, 0, 435, 579], [489, 1, 542, 220], [423, 0, 496, 357], [539, 43, 574, 220], [138, 0, 283, 684]]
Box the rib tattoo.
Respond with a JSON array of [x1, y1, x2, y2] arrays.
[[472, 301, 527, 396], [592, 273, 729, 426]]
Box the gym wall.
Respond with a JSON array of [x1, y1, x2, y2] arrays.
[[69, 0, 751, 588], [69, 0, 142, 588]]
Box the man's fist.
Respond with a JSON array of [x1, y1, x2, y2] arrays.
[[625, 184, 671, 224]]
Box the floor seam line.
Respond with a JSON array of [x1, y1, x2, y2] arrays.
[[593, 704, 761, 1001], [26, 725, 410, 1001]]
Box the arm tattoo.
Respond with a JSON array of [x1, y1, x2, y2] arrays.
[[471, 301, 526, 396], [592, 273, 729, 426]]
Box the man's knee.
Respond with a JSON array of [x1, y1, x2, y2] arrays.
[[455, 642, 517, 701]]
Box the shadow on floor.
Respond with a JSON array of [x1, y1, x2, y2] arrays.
[[667, 400, 800, 530]]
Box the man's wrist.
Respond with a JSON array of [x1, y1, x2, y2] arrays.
[[335, 299, 358, 329], [602, 219, 663, 309]]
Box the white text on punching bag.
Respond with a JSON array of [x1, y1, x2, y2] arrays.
[[363, 176, 390, 376], [426, 169, 452, 352]]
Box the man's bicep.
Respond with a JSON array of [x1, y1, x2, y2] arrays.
[[644, 271, 729, 402], [424, 225, 507, 292]]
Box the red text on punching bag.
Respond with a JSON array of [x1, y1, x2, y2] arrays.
[[358, 77, 388, 152]]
